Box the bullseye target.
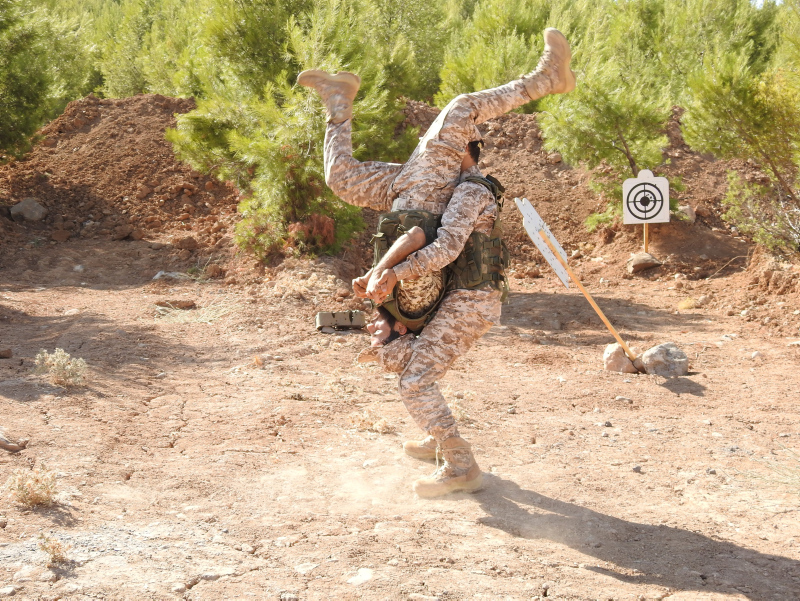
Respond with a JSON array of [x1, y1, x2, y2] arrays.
[[626, 182, 664, 220], [622, 169, 670, 224]]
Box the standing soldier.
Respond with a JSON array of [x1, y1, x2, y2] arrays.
[[299, 29, 575, 497]]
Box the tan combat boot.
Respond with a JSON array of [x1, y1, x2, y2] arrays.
[[522, 28, 576, 100], [412, 436, 483, 498], [296, 70, 361, 123], [403, 435, 437, 461]]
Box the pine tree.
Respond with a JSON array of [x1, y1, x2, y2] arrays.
[[0, 0, 50, 159]]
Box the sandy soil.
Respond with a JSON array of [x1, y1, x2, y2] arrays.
[[1, 235, 800, 600], [2, 94, 800, 600]]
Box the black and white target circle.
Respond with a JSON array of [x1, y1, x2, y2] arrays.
[[626, 182, 664, 221]]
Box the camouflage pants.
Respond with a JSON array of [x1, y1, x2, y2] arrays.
[[377, 289, 502, 441], [324, 80, 530, 213]]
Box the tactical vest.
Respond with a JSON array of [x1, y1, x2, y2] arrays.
[[371, 175, 509, 333]]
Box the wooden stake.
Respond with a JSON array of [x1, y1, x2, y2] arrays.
[[644, 223, 649, 253], [538, 230, 638, 363]]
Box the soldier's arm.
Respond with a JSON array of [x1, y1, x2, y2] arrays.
[[364, 227, 426, 299], [392, 183, 491, 281]]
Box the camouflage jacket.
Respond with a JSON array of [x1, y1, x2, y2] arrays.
[[392, 165, 497, 281]]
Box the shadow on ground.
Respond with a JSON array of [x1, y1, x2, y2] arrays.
[[475, 475, 800, 599]]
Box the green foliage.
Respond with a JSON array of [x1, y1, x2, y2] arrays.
[[723, 172, 800, 251], [168, 0, 422, 257], [0, 0, 50, 159]]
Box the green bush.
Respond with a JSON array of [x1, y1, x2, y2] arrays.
[[0, 0, 50, 159]]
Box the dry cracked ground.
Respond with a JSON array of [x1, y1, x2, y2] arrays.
[[1, 239, 800, 600]]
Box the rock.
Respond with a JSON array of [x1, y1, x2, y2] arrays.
[[10, 197, 48, 222], [112, 225, 134, 240], [0, 586, 17, 597], [0, 515, 7, 529], [279, 593, 300, 601], [13, 566, 38, 581], [130, 229, 145, 241], [204, 181, 215, 191], [547, 152, 562, 164], [178, 249, 192, 260], [507, 407, 517, 414], [205, 264, 224, 278], [632, 465, 642, 473], [200, 572, 220, 581], [679, 204, 696, 223], [171, 583, 186, 593], [347, 568, 373, 585], [174, 235, 198, 250], [294, 563, 318, 575], [751, 351, 763, 360], [627, 252, 662, 274], [603, 343, 638, 373], [155, 300, 196, 310], [633, 342, 689, 377], [51, 230, 71, 242], [38, 570, 58, 583], [615, 396, 632, 403], [408, 595, 439, 601], [135, 186, 153, 199], [0, 349, 12, 359], [240, 543, 255, 554]]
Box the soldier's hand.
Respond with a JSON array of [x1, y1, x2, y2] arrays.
[[367, 268, 397, 303], [352, 272, 370, 298]]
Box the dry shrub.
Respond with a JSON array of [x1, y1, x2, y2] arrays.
[[6, 462, 57, 507], [38, 533, 70, 566], [34, 348, 87, 386], [286, 214, 336, 250], [677, 297, 698, 310], [350, 408, 396, 434]]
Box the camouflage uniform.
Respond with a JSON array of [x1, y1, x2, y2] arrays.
[[324, 83, 528, 442]]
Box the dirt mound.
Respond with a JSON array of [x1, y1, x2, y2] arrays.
[[0, 94, 239, 255]]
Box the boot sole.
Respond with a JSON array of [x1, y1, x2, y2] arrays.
[[297, 69, 361, 96], [413, 471, 484, 498]]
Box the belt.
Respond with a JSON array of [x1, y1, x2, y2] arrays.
[[391, 197, 448, 215]]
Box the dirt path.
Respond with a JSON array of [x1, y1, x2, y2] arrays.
[[2, 239, 800, 601]]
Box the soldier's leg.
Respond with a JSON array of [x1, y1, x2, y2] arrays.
[[299, 69, 402, 211], [397, 290, 502, 441], [392, 29, 575, 203], [324, 119, 402, 211]]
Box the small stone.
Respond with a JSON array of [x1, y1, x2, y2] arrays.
[[0, 349, 12, 359], [601, 431, 609, 437], [751, 351, 763, 360], [603, 343, 638, 373], [241, 543, 255, 554], [155, 299, 196, 310], [507, 407, 517, 414], [0, 586, 17, 597], [112, 225, 134, 240], [279, 593, 300, 601], [130, 229, 145, 241], [679, 204, 696, 223], [347, 567, 373, 585], [51, 230, 71, 242], [615, 396, 632, 403], [627, 252, 662, 274], [294, 563, 318, 574], [174, 235, 199, 250], [171, 583, 186, 593], [205, 264, 224, 278], [632, 465, 642, 473], [10, 197, 48, 222], [604, 421, 612, 427], [178, 249, 192, 260], [633, 342, 689, 377], [200, 572, 220, 581], [547, 152, 562, 164], [136, 185, 153, 199], [363, 459, 377, 468], [0, 515, 7, 528], [706, 468, 717, 475], [38, 570, 58, 583]]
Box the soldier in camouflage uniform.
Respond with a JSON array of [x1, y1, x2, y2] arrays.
[[298, 28, 575, 497]]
